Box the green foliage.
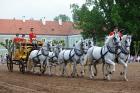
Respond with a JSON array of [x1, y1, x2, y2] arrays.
[[71, 3, 106, 39], [54, 14, 71, 22], [0, 39, 13, 53], [52, 40, 65, 47], [71, 0, 140, 41]]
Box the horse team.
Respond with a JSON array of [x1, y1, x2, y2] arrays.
[[27, 34, 132, 81]]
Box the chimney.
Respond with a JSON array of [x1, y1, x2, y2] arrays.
[[13, 17, 16, 20], [41, 17, 46, 25], [30, 17, 34, 20], [59, 18, 62, 25], [22, 16, 26, 22]]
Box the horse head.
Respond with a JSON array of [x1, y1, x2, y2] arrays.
[[106, 35, 121, 49], [54, 44, 63, 56], [121, 35, 132, 52], [43, 41, 52, 51]]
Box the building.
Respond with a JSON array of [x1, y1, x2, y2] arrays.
[[0, 19, 83, 48]]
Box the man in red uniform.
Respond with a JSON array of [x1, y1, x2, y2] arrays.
[[109, 26, 123, 40], [13, 34, 20, 43], [29, 28, 36, 43]]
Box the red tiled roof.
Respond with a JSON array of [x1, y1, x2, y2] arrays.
[[0, 19, 81, 36]]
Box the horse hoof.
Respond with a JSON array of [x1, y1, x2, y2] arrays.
[[71, 73, 75, 78], [49, 74, 52, 77], [80, 75, 84, 77], [124, 78, 128, 81], [109, 72, 112, 74], [76, 74, 79, 77], [107, 76, 111, 81], [89, 76, 94, 80], [94, 73, 97, 76], [120, 72, 124, 75]]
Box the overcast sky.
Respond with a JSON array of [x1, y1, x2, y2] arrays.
[[0, 0, 86, 21]]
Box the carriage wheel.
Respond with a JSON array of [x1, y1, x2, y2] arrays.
[[19, 61, 26, 74], [6, 55, 13, 72]]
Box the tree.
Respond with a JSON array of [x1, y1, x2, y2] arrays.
[[72, 0, 140, 54], [71, 3, 106, 40], [54, 14, 71, 22]]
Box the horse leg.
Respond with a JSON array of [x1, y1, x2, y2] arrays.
[[79, 64, 85, 77], [118, 58, 128, 81], [47, 60, 52, 76], [27, 59, 32, 72], [93, 63, 97, 76], [61, 62, 67, 76], [104, 59, 116, 80], [40, 61, 45, 75], [102, 63, 106, 79], [71, 61, 78, 77], [88, 64, 94, 79], [48, 66, 52, 76]]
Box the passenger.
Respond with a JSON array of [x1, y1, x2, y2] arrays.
[[13, 33, 20, 43], [109, 26, 123, 40], [29, 28, 36, 43], [20, 34, 26, 43]]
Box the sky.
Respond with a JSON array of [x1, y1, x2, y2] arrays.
[[0, 0, 86, 21]]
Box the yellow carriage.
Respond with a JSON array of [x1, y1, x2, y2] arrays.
[[6, 40, 43, 73]]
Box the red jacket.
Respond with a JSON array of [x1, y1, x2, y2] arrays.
[[29, 32, 36, 43], [20, 38, 26, 43], [109, 31, 122, 37], [13, 37, 21, 43]]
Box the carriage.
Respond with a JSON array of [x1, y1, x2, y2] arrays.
[[6, 40, 43, 73]]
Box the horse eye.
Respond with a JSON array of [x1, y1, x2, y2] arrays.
[[125, 41, 127, 44]]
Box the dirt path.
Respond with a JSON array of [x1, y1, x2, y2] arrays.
[[0, 63, 140, 93]]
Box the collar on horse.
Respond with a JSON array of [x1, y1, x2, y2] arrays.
[[119, 46, 129, 55], [107, 45, 117, 54], [74, 48, 84, 56]]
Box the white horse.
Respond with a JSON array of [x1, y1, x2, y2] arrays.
[[77, 39, 94, 76], [27, 41, 52, 74], [117, 35, 132, 81], [48, 44, 63, 75], [58, 40, 86, 77], [86, 35, 121, 80]]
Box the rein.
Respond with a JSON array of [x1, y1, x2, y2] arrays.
[[74, 48, 84, 56], [107, 45, 117, 54]]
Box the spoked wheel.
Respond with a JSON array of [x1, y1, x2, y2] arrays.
[[6, 55, 13, 72], [19, 61, 26, 74]]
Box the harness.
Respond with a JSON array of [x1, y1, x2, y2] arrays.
[[117, 45, 130, 62], [49, 52, 58, 63], [107, 45, 117, 54], [92, 45, 118, 64], [62, 49, 75, 62], [32, 47, 50, 64], [74, 48, 84, 56], [92, 46, 108, 64]]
